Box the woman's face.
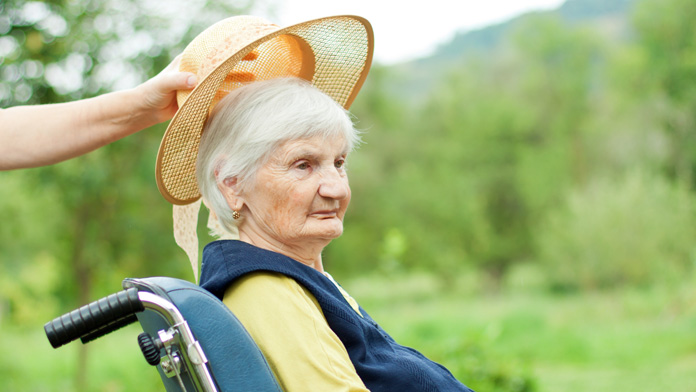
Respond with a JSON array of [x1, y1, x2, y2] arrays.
[[240, 134, 351, 249]]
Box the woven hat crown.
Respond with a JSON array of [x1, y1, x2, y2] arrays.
[[176, 16, 310, 110], [156, 15, 373, 205]]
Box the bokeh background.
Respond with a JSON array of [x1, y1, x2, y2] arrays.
[[1, 0, 695, 391]]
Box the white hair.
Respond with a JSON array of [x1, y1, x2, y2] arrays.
[[196, 77, 361, 234]]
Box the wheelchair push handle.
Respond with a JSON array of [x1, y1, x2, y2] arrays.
[[45, 287, 144, 349]]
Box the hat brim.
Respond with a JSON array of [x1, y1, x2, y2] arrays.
[[156, 15, 374, 205]]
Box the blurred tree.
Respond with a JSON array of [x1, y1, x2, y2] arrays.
[[508, 14, 604, 191], [329, 3, 696, 295], [0, 0, 264, 388], [403, 15, 603, 287], [0, 0, 263, 105], [415, 62, 536, 288], [326, 64, 415, 276], [0, 0, 264, 300], [631, 0, 696, 188], [329, 14, 608, 289], [536, 169, 696, 290], [0, 0, 263, 298]]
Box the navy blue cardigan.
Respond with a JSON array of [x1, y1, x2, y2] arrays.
[[199, 240, 474, 392]]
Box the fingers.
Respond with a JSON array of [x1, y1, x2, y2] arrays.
[[155, 54, 197, 92], [167, 71, 197, 91], [148, 70, 197, 99], [134, 54, 199, 122]]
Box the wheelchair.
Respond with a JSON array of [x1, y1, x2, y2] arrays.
[[44, 277, 282, 392]]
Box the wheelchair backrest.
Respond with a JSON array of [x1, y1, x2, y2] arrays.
[[123, 277, 283, 392]]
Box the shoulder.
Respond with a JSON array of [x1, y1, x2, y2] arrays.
[[223, 271, 324, 324], [222, 272, 369, 391], [225, 271, 318, 302], [230, 271, 307, 292]]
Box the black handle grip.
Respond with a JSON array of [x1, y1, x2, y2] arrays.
[[45, 287, 144, 349], [80, 313, 140, 345]]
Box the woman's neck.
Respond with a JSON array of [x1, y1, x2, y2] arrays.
[[238, 227, 327, 273]]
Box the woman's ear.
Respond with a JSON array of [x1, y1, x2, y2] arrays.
[[217, 176, 245, 211]]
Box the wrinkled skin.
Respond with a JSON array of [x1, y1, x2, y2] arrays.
[[218, 134, 351, 271]]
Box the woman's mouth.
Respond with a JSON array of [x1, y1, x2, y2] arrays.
[[310, 210, 339, 219]]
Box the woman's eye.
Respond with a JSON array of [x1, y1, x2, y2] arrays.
[[296, 162, 309, 170], [335, 159, 346, 169]]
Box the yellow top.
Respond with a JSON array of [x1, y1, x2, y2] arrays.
[[223, 271, 370, 392]]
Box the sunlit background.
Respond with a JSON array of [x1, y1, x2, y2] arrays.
[[1, 0, 695, 391]]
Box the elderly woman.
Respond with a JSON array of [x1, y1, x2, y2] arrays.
[[193, 77, 472, 391], [155, 15, 473, 392]]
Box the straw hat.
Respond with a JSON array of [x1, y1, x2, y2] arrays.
[[154, 15, 373, 281], [156, 15, 374, 205]]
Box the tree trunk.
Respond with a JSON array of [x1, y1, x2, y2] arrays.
[[71, 205, 92, 390]]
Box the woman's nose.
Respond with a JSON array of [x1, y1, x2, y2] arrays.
[[318, 170, 349, 200]]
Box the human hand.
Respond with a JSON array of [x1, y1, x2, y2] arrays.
[[136, 55, 198, 124]]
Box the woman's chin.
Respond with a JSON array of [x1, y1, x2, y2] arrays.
[[308, 220, 344, 240]]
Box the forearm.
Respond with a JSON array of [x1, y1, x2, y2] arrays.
[[0, 55, 194, 171], [0, 88, 155, 170]]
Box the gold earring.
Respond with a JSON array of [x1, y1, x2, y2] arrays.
[[232, 210, 241, 220]]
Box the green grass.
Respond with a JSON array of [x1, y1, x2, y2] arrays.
[[345, 273, 696, 391], [0, 323, 162, 392], [1, 273, 695, 391]]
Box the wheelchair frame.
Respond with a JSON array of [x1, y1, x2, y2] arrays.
[[45, 277, 282, 392]]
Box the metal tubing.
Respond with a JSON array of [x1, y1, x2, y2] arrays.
[[137, 292, 219, 392]]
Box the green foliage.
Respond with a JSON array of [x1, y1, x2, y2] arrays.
[[0, 0, 252, 106], [0, 0, 258, 316], [630, 0, 696, 186], [330, 0, 696, 294], [341, 273, 539, 392], [0, 325, 162, 392], [633, 0, 696, 102], [559, 0, 635, 20], [4, 273, 695, 391], [443, 341, 535, 392], [3, 0, 696, 389], [333, 14, 610, 287], [346, 273, 696, 392], [536, 170, 696, 290], [0, 171, 65, 324]]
